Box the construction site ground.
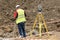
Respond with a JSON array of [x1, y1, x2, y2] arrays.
[[0, 31, 60, 40], [0, 0, 60, 40]]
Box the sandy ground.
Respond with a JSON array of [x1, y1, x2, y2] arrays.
[[0, 0, 60, 39], [0, 31, 60, 40]]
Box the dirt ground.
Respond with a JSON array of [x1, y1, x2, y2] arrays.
[[0, 0, 60, 40], [0, 32, 60, 40]]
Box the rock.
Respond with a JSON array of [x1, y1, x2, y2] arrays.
[[0, 29, 4, 35]]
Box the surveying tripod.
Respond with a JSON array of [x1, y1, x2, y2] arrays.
[[29, 5, 49, 38]]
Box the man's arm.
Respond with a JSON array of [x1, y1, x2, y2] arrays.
[[24, 10, 27, 17], [13, 11, 18, 19]]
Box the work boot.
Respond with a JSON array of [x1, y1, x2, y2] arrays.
[[22, 37, 27, 39], [19, 36, 23, 38]]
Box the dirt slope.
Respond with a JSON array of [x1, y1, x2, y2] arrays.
[[0, 0, 60, 38]]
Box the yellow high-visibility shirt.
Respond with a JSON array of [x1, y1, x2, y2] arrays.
[[16, 9, 26, 24]]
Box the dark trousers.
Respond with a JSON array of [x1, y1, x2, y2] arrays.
[[17, 22, 26, 37]]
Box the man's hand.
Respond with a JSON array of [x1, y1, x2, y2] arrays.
[[10, 18, 16, 21]]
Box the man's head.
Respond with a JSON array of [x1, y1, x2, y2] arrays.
[[16, 5, 20, 9]]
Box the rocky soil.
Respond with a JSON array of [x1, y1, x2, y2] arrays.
[[0, 0, 60, 39]]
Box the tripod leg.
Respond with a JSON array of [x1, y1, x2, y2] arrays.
[[30, 14, 39, 36], [39, 14, 42, 38], [41, 14, 50, 37], [33, 14, 39, 29], [39, 22, 42, 38]]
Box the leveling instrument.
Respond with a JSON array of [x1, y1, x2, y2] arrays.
[[29, 5, 50, 38]]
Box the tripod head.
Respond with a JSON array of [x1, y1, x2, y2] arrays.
[[38, 4, 42, 12]]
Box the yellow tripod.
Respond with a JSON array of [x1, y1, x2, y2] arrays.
[[30, 12, 49, 38]]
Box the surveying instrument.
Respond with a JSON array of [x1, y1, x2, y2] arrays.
[[29, 5, 50, 38]]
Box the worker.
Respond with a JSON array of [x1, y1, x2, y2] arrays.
[[13, 5, 26, 38]]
